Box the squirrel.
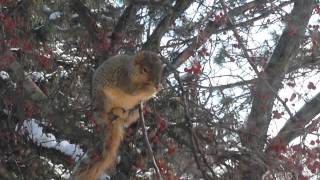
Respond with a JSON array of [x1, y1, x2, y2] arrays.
[[71, 51, 164, 180]]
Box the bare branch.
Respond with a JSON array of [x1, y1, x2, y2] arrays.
[[5, 55, 91, 143], [198, 79, 255, 91], [288, 55, 320, 72], [70, 0, 138, 59], [170, 0, 292, 70], [174, 73, 218, 180], [7, 58, 49, 111], [69, 0, 100, 42], [243, 0, 314, 150], [267, 92, 320, 152], [220, 0, 296, 134], [110, 4, 138, 53], [139, 103, 162, 180], [143, 0, 195, 51]]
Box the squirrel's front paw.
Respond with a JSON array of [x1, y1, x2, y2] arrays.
[[109, 107, 128, 121]]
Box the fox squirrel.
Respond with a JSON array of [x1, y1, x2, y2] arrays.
[[71, 51, 164, 180]]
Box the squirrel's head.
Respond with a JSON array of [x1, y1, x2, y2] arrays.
[[132, 51, 164, 91]]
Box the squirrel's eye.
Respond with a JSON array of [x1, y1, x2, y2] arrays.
[[142, 67, 149, 73]]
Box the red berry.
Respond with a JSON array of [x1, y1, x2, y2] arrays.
[[307, 82, 316, 90], [167, 144, 176, 156], [159, 118, 168, 132], [310, 140, 315, 145]]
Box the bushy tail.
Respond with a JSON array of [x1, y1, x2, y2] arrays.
[[71, 121, 124, 180]]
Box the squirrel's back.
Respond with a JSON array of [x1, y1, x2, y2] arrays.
[[92, 54, 133, 96]]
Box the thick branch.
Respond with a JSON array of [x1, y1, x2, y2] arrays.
[[243, 0, 314, 150], [267, 92, 320, 152], [288, 55, 320, 72], [143, 0, 195, 51], [110, 4, 138, 53], [8, 60, 49, 111], [6, 58, 91, 144], [69, 0, 100, 42], [70, 0, 138, 60]]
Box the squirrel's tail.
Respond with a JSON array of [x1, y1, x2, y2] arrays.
[[71, 121, 124, 180]]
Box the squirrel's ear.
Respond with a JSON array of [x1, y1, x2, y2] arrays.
[[133, 51, 145, 65]]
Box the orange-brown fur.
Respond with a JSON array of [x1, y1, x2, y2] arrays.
[[71, 51, 163, 180], [72, 120, 124, 180]]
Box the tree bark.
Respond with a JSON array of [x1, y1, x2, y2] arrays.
[[238, 0, 314, 179]]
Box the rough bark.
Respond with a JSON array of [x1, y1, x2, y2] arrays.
[[142, 0, 195, 51], [238, 0, 314, 179], [267, 92, 320, 152], [243, 0, 314, 151]]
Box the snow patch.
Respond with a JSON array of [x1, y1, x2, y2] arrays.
[[49, 12, 63, 20], [71, 13, 79, 19], [22, 119, 83, 161], [28, 71, 45, 82], [42, 5, 52, 14], [0, 71, 9, 80]]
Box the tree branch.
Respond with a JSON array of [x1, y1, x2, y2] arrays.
[[288, 55, 320, 72], [0, 164, 17, 180], [69, 0, 100, 42], [139, 103, 162, 180], [170, 0, 291, 70], [198, 79, 255, 91], [109, 3, 138, 53], [174, 73, 218, 180], [5, 55, 91, 145], [243, 0, 314, 150], [266, 92, 320, 152], [143, 0, 195, 51], [70, 0, 138, 60]]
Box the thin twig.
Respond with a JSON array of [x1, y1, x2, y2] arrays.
[[174, 73, 218, 180], [139, 102, 163, 180]]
